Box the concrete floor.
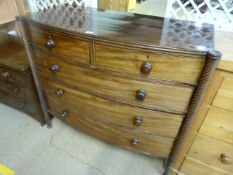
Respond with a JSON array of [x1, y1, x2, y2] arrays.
[[0, 103, 163, 175]]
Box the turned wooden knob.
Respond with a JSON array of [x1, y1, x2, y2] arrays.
[[61, 111, 69, 119], [220, 153, 232, 165], [12, 87, 20, 95], [45, 37, 55, 49], [131, 138, 140, 146], [55, 89, 64, 96], [49, 64, 59, 73], [136, 89, 147, 101], [134, 116, 143, 126], [2, 72, 10, 79], [19, 102, 26, 109], [141, 62, 152, 74]]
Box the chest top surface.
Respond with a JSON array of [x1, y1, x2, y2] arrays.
[[22, 5, 214, 53], [0, 33, 29, 72]]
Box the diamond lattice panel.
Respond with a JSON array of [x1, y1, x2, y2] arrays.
[[166, 0, 233, 31], [28, 0, 85, 12]]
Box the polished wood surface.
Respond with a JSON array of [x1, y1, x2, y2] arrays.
[[188, 134, 233, 173], [180, 157, 232, 175], [41, 78, 183, 138], [35, 49, 193, 114], [28, 25, 90, 65], [95, 43, 205, 84], [0, 34, 29, 71], [200, 107, 233, 145], [23, 6, 214, 52]]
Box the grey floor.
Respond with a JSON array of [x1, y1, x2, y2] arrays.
[[0, 103, 163, 175]]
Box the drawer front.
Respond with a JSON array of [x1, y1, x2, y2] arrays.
[[0, 91, 36, 115], [45, 90, 174, 157], [212, 78, 233, 112], [28, 25, 90, 65], [95, 43, 205, 84], [188, 135, 233, 173], [199, 107, 233, 145], [0, 67, 26, 85], [41, 79, 183, 138], [36, 50, 193, 113], [180, 157, 232, 175], [0, 81, 32, 98]]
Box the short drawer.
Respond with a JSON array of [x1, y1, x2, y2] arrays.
[[41, 79, 183, 138], [0, 91, 36, 115], [0, 67, 26, 85], [45, 90, 175, 157], [199, 107, 233, 145], [0, 81, 32, 98], [188, 135, 233, 173], [95, 43, 205, 84], [28, 25, 90, 65], [180, 157, 232, 175], [36, 50, 193, 114], [212, 78, 233, 112]]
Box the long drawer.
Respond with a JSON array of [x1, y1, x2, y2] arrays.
[[28, 25, 90, 65], [180, 157, 232, 175], [36, 50, 193, 114], [95, 43, 205, 84], [41, 79, 183, 138], [0, 66, 26, 85], [199, 107, 233, 145], [188, 135, 233, 173], [43, 82, 175, 157], [0, 91, 36, 115]]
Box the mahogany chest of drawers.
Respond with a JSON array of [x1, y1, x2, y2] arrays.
[[17, 5, 222, 174], [0, 33, 45, 125]]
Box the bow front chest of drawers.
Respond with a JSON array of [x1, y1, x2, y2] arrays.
[[17, 6, 222, 174]]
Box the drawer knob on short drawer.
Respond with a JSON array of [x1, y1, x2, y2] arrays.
[[13, 87, 20, 95], [61, 111, 69, 119], [134, 116, 143, 126], [141, 62, 152, 74], [220, 153, 232, 165], [45, 38, 55, 49], [49, 64, 60, 73], [2, 72, 10, 79], [131, 139, 140, 146], [19, 102, 26, 110], [55, 89, 65, 96], [136, 89, 147, 101]]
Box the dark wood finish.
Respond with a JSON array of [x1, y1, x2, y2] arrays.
[[41, 79, 183, 138], [35, 49, 194, 114], [0, 33, 45, 124], [17, 5, 219, 173]]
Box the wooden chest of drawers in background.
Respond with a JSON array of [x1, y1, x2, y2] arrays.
[[17, 5, 221, 174], [173, 31, 233, 175], [0, 33, 45, 125]]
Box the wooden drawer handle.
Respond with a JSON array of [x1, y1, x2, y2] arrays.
[[55, 89, 65, 96], [2, 72, 10, 79], [12, 87, 20, 95], [49, 64, 60, 73], [220, 153, 232, 165], [131, 138, 140, 146], [61, 111, 69, 119], [134, 116, 143, 126], [19, 102, 26, 110], [141, 62, 152, 74], [136, 89, 147, 101], [45, 36, 55, 49]]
